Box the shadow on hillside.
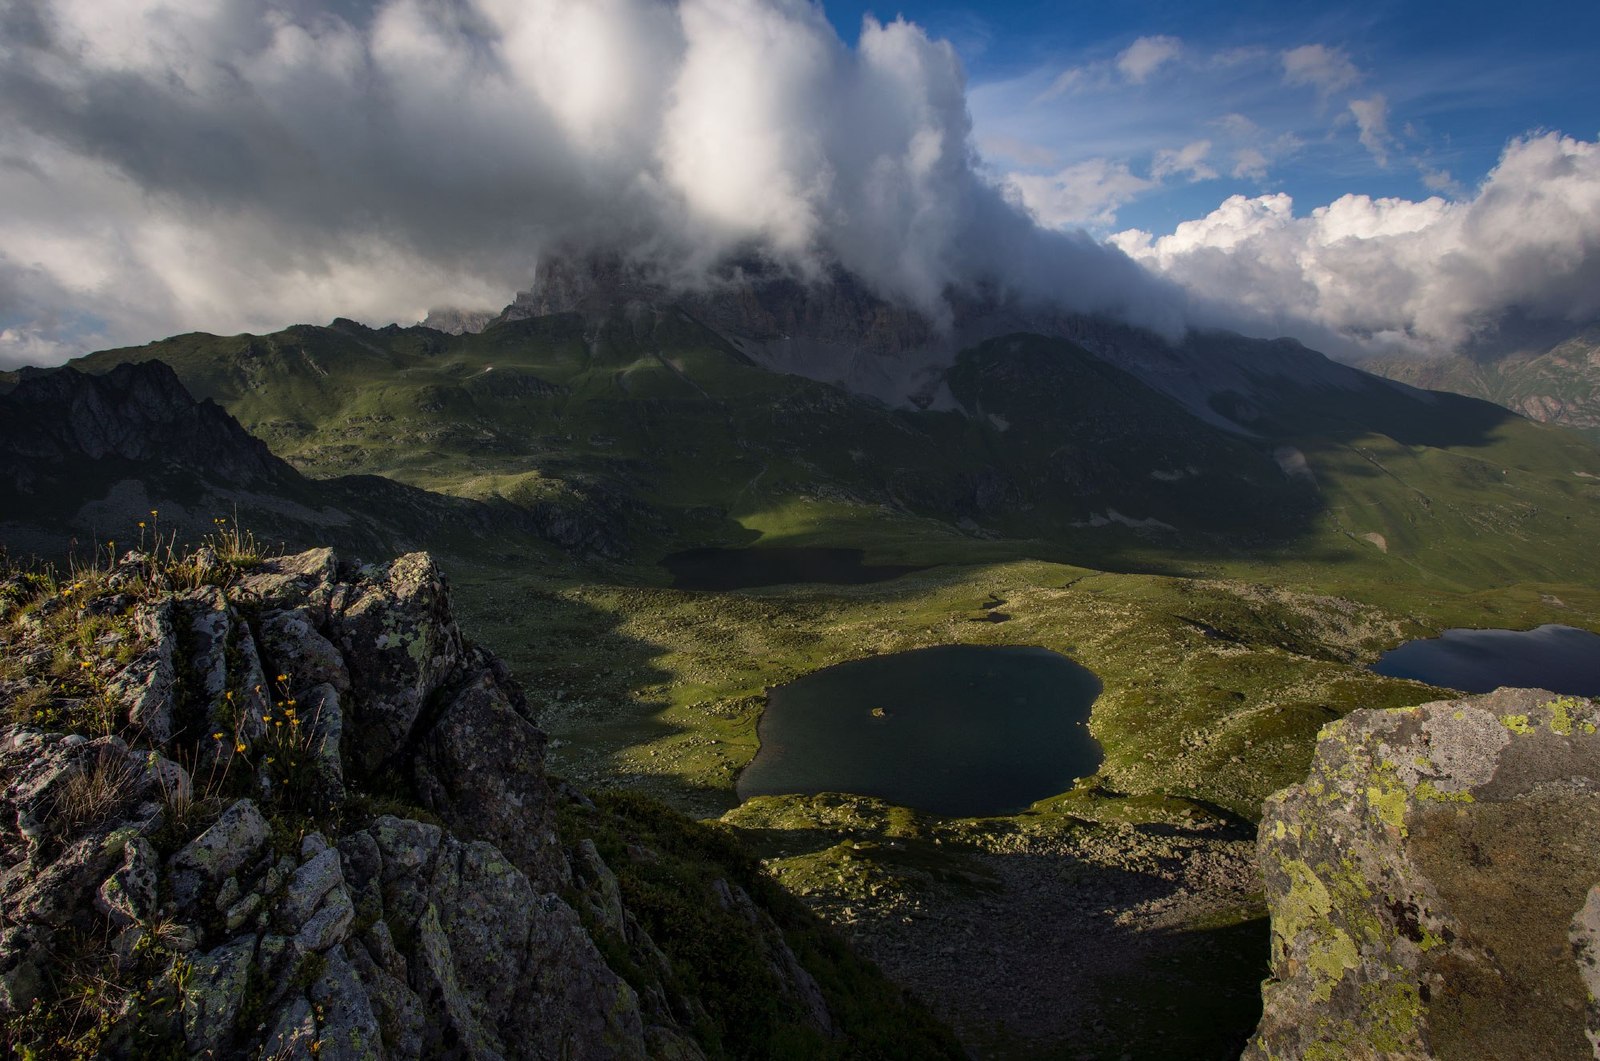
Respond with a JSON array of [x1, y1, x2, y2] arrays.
[[719, 805, 1270, 1060]]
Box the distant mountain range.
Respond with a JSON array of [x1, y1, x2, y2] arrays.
[[0, 253, 1588, 596], [1361, 324, 1600, 441]]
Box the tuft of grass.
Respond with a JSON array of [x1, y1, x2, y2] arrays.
[[49, 747, 138, 833]]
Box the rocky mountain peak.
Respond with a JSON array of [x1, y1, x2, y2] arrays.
[[0, 360, 288, 493], [484, 249, 1389, 418]]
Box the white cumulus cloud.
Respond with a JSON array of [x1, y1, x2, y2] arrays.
[[1113, 132, 1600, 354]]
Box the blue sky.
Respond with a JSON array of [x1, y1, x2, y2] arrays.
[[822, 0, 1600, 235]]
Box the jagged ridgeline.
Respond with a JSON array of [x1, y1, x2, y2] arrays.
[[0, 360, 629, 565], [1364, 324, 1600, 443], [0, 546, 962, 1059], [44, 265, 1600, 590]]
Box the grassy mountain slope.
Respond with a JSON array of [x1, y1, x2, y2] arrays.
[[72, 312, 1600, 600], [15, 306, 1600, 1058], [1363, 325, 1600, 441]]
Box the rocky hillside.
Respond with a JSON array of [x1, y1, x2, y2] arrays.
[[0, 360, 290, 502], [0, 545, 960, 1058], [1247, 688, 1600, 1060], [1363, 326, 1600, 441], [497, 251, 1409, 424], [0, 359, 635, 562]]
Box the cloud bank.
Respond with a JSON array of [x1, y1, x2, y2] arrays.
[[0, 0, 1175, 367], [4, 2, 1599, 371], [1112, 133, 1600, 356]]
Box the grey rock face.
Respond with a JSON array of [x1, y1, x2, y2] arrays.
[[341, 815, 647, 1059], [412, 662, 566, 885], [184, 936, 257, 1056], [0, 548, 702, 1058], [96, 835, 158, 929], [109, 600, 178, 742], [1246, 688, 1600, 1061], [166, 799, 270, 914], [327, 552, 465, 776]]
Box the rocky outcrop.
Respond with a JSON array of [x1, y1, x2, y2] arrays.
[[0, 360, 289, 495], [0, 549, 648, 1058], [0, 547, 938, 1058], [1247, 688, 1600, 1060], [420, 307, 498, 335]]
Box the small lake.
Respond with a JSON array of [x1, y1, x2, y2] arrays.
[[1371, 624, 1600, 696], [737, 645, 1103, 817], [662, 546, 925, 590]]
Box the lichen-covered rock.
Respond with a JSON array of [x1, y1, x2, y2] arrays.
[[412, 662, 567, 885], [183, 936, 257, 1056], [327, 553, 465, 775], [0, 546, 944, 1060], [166, 798, 270, 913], [1246, 688, 1600, 1061], [348, 814, 648, 1059], [262, 607, 351, 694], [233, 547, 340, 620], [307, 949, 384, 1061], [97, 835, 158, 929], [184, 585, 235, 703], [108, 600, 178, 742]]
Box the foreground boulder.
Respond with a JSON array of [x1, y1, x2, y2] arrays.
[[1247, 688, 1600, 1060], [0, 547, 960, 1059]]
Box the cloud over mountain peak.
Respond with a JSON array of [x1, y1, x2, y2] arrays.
[[0, 0, 1174, 365]]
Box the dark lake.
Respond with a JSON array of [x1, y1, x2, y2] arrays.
[[662, 546, 925, 590], [737, 645, 1103, 817], [1371, 624, 1600, 696]]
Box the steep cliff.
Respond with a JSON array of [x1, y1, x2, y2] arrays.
[[0, 547, 959, 1058], [1247, 688, 1600, 1060]]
